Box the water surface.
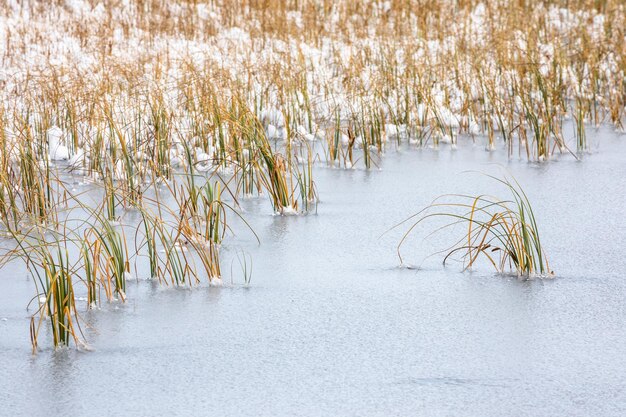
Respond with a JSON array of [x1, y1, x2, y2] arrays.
[[1, 134, 625, 416]]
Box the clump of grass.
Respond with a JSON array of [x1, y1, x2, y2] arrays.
[[134, 196, 201, 287], [293, 142, 318, 211], [30, 243, 83, 351], [83, 215, 130, 301], [0, 228, 85, 351], [574, 97, 587, 152], [81, 233, 101, 306], [179, 218, 222, 284], [16, 126, 57, 226], [397, 174, 552, 278]]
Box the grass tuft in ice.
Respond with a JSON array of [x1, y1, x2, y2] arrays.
[[398, 174, 553, 278]]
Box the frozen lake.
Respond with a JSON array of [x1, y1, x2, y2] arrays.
[[1, 131, 626, 416]]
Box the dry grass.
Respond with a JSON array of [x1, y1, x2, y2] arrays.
[[397, 174, 552, 277]]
